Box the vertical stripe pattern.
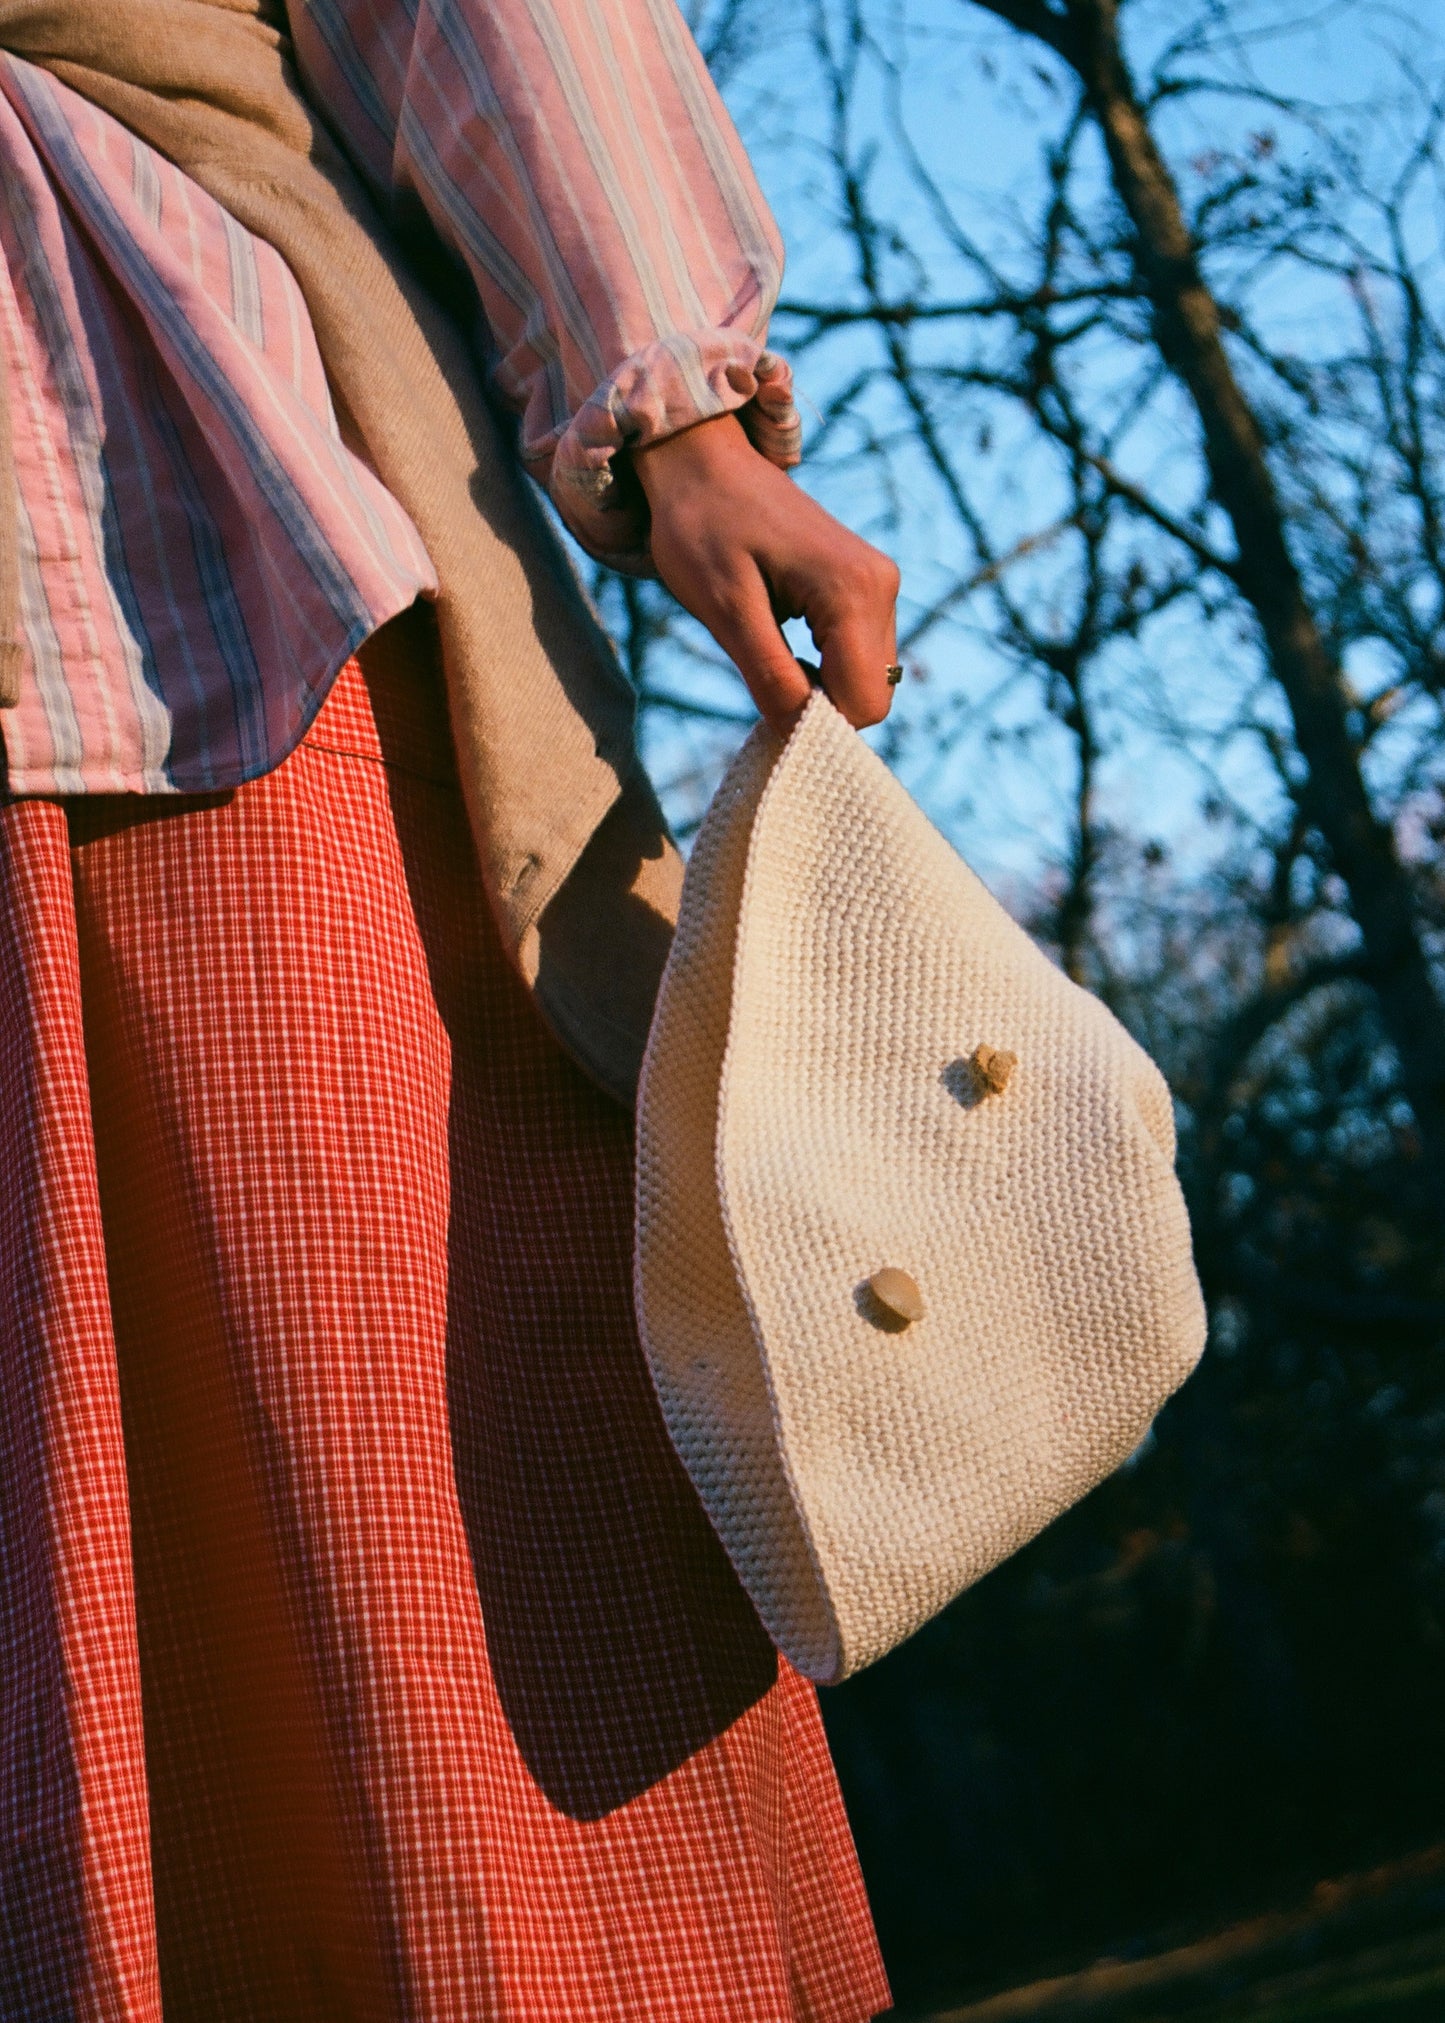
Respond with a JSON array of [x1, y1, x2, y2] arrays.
[[0, 0, 804, 794], [0, 55, 435, 797], [290, 0, 804, 560]]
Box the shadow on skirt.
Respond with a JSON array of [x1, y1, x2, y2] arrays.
[[0, 610, 889, 2023]]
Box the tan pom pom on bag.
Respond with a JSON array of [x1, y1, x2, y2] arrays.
[[634, 692, 1207, 1685]]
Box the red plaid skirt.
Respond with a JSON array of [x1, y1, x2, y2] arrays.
[[0, 616, 889, 2022]]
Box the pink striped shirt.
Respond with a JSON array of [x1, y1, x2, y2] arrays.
[[0, 0, 801, 797]]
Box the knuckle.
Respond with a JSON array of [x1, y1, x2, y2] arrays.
[[704, 582, 753, 634], [842, 541, 899, 598]]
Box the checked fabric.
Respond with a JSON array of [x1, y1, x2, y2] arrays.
[[0, 614, 889, 2023]]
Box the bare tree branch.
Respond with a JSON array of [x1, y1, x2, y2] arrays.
[[968, 0, 1080, 62], [965, 0, 1445, 1201]]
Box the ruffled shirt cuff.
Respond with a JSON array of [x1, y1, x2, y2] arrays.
[[530, 332, 802, 575]]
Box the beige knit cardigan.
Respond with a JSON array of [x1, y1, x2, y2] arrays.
[[0, 0, 683, 1103]]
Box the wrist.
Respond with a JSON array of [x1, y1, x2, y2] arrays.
[[633, 411, 760, 511]]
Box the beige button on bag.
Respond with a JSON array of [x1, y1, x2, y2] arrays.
[[634, 692, 1207, 1685]]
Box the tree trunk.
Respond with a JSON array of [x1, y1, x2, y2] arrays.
[[971, 0, 1445, 1192]]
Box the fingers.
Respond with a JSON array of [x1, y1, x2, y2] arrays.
[[810, 550, 901, 729], [634, 412, 903, 737], [706, 573, 815, 735]]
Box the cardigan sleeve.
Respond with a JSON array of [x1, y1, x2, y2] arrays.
[[288, 0, 802, 569]]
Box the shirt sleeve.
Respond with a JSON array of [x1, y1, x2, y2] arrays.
[[287, 0, 802, 569]]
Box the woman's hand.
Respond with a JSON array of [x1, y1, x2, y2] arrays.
[[633, 413, 901, 736]]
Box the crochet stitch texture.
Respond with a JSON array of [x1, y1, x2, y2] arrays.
[[636, 693, 1207, 1683]]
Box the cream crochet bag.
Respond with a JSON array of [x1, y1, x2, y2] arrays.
[[634, 693, 1207, 1685]]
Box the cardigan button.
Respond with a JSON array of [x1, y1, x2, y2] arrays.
[[868, 1267, 925, 1326]]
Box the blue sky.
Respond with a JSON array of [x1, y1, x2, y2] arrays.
[[630, 0, 1445, 915]]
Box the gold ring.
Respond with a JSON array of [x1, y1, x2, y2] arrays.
[[885, 663, 904, 687]]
